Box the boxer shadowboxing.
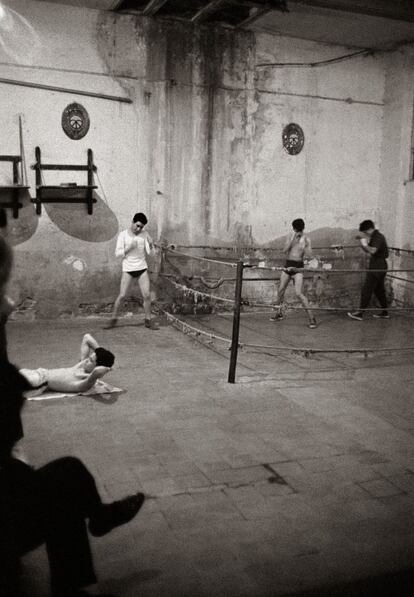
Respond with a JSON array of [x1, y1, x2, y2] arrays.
[[270, 218, 317, 329]]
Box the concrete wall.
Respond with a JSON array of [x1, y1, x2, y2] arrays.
[[0, 0, 409, 316], [252, 35, 384, 244], [1, 0, 140, 316], [378, 46, 414, 307]]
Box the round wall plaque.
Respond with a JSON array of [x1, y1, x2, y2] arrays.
[[62, 103, 90, 140], [282, 123, 304, 155]]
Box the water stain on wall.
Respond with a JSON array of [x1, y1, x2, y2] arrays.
[[95, 14, 256, 246]]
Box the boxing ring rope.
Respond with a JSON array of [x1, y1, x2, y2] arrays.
[[163, 311, 232, 345], [166, 247, 237, 268], [161, 276, 414, 312], [161, 277, 235, 304], [160, 247, 414, 383], [241, 304, 414, 311], [244, 266, 414, 273], [388, 275, 414, 284], [160, 304, 414, 357]]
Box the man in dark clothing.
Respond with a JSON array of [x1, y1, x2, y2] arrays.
[[0, 388, 145, 596], [1, 424, 145, 596], [0, 210, 145, 597], [347, 220, 389, 321], [0, 218, 13, 360]]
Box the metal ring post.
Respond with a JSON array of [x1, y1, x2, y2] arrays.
[[228, 260, 244, 383]]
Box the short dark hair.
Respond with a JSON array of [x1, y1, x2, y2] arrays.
[[95, 347, 115, 368], [359, 220, 375, 232], [133, 212, 148, 225], [292, 218, 305, 232]]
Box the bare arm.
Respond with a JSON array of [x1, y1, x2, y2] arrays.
[[362, 245, 377, 255], [80, 333, 99, 360], [145, 232, 154, 254], [304, 236, 313, 259], [356, 235, 377, 255], [360, 241, 377, 255], [283, 231, 297, 255]]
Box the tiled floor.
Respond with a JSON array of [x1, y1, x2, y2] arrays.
[[7, 312, 414, 596]]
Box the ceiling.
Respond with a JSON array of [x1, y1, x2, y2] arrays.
[[36, 0, 414, 49]]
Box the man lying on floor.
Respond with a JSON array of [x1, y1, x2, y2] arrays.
[[20, 333, 115, 394]]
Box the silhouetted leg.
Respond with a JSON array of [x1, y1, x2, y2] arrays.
[[0, 480, 23, 597], [37, 457, 101, 593]]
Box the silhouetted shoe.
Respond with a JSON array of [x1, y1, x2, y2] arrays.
[[89, 493, 145, 537], [308, 319, 317, 329], [145, 318, 159, 330], [104, 318, 117, 329]]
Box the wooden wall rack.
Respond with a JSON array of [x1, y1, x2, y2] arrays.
[[31, 147, 97, 215]]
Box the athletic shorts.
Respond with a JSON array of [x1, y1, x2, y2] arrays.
[[126, 268, 147, 278], [284, 260, 304, 276], [20, 367, 49, 388]]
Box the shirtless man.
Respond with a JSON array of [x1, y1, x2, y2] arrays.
[[270, 218, 317, 329], [20, 333, 115, 393]]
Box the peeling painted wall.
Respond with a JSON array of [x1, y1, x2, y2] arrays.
[[253, 35, 385, 241], [377, 47, 414, 307], [0, 0, 412, 315]]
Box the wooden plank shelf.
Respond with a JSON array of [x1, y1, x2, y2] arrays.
[[0, 184, 30, 189], [36, 185, 97, 190], [39, 165, 97, 171], [35, 197, 98, 204]]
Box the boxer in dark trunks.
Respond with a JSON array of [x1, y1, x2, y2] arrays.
[[270, 218, 317, 329]]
